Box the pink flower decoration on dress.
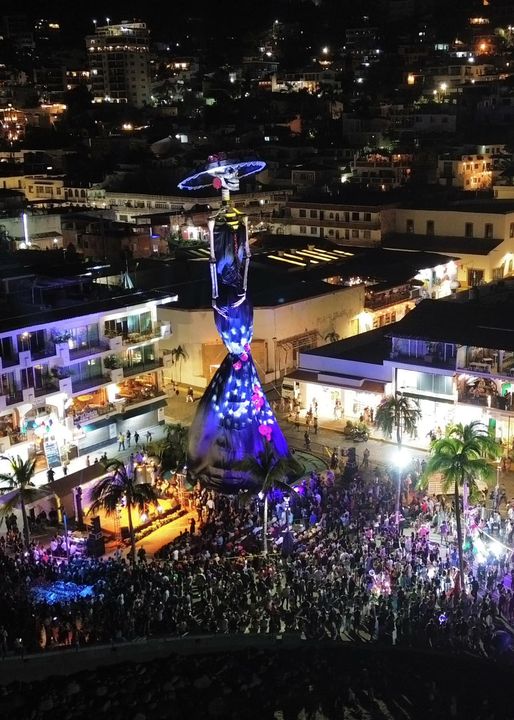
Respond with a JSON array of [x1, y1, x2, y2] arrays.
[[244, 343, 251, 353], [258, 424, 272, 441], [233, 360, 242, 371], [240, 352, 248, 362]]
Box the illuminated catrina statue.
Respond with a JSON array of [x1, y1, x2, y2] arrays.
[[178, 155, 290, 491]]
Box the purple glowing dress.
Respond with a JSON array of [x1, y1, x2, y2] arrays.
[[181, 157, 290, 491]]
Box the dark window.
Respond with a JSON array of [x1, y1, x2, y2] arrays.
[[426, 220, 434, 236], [406, 219, 414, 233], [484, 223, 493, 239], [465, 223, 474, 238]]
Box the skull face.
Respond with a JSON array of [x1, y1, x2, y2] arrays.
[[208, 166, 240, 192]]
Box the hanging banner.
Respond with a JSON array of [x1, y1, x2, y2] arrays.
[[44, 440, 61, 469]]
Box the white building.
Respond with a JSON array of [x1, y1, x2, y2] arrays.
[[158, 283, 365, 389], [0, 290, 173, 476], [289, 288, 514, 450], [388, 200, 514, 288], [86, 21, 151, 107], [270, 196, 397, 247]]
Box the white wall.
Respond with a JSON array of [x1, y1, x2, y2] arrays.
[[158, 285, 365, 388], [394, 208, 511, 240]]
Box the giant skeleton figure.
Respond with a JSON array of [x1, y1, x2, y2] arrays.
[[179, 156, 290, 491]]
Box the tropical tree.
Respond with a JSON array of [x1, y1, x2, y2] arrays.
[[324, 330, 340, 343], [171, 345, 188, 382], [148, 423, 189, 473], [0, 455, 38, 548], [88, 459, 158, 565], [234, 442, 301, 555], [165, 423, 189, 467], [420, 421, 501, 593], [375, 394, 421, 524]]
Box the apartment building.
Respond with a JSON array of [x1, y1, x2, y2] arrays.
[[388, 200, 514, 288], [86, 21, 151, 107], [270, 194, 397, 247], [351, 152, 413, 190], [0, 289, 174, 475], [437, 145, 509, 190]]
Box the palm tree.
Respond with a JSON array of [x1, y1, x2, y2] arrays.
[[148, 423, 189, 473], [88, 459, 158, 565], [234, 442, 301, 555], [171, 345, 188, 382], [324, 330, 340, 343], [375, 394, 421, 524], [421, 421, 501, 593], [165, 422, 189, 467], [0, 455, 38, 548]]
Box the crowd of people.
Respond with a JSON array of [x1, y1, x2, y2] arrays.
[[0, 453, 513, 663], [1, 644, 512, 720]]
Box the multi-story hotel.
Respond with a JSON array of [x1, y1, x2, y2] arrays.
[[86, 21, 151, 107], [0, 287, 174, 475]]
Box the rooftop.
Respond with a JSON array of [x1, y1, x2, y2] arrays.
[[389, 291, 514, 351], [302, 327, 391, 365], [384, 233, 501, 256]]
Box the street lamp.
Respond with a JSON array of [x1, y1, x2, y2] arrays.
[[394, 446, 410, 526], [272, 336, 278, 386], [59, 505, 70, 562]]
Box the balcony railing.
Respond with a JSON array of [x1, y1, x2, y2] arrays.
[[390, 351, 456, 369], [0, 355, 20, 369], [69, 341, 110, 360], [71, 375, 111, 393], [33, 382, 59, 398], [124, 389, 166, 407], [5, 391, 23, 406], [67, 402, 116, 425], [121, 326, 162, 346], [365, 289, 413, 310], [122, 358, 163, 377], [458, 391, 514, 412], [31, 345, 57, 361]]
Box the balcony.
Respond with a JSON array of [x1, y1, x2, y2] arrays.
[[124, 388, 166, 408], [31, 345, 57, 361], [365, 288, 415, 311], [289, 217, 381, 231], [71, 375, 111, 394], [121, 325, 163, 346], [5, 390, 23, 406], [33, 382, 59, 398], [122, 358, 163, 377], [69, 341, 110, 360], [456, 348, 514, 379], [0, 355, 20, 370], [391, 339, 457, 370], [66, 402, 116, 425]]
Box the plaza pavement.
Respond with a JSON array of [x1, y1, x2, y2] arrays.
[[24, 383, 514, 558]]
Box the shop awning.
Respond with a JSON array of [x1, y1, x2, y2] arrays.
[[286, 369, 386, 394], [121, 397, 167, 421]]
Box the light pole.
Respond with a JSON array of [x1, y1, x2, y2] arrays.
[[395, 447, 409, 527], [272, 336, 277, 387], [60, 506, 70, 562], [495, 460, 501, 511]]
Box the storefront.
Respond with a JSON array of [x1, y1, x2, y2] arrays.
[[291, 373, 386, 423]]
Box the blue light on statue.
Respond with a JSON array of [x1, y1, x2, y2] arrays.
[[183, 157, 290, 491]]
